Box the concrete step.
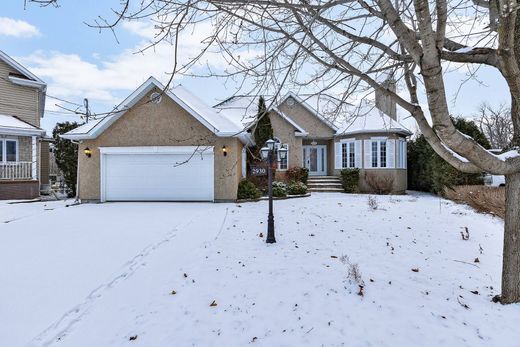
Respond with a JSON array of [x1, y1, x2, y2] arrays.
[[309, 187, 345, 192], [307, 183, 343, 188], [307, 180, 341, 185]]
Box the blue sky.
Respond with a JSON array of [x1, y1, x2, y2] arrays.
[[0, 1, 511, 133]]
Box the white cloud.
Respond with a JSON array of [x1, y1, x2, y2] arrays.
[[0, 17, 40, 38], [18, 20, 240, 116]]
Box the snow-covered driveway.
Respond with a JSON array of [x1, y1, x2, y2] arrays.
[[0, 193, 518, 347]]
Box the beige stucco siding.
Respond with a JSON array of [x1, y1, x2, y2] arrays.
[[278, 98, 335, 139], [268, 110, 303, 171], [78, 88, 242, 201], [0, 60, 40, 127], [40, 140, 50, 185], [334, 132, 408, 193]]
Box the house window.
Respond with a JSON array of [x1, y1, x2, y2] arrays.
[[0, 139, 18, 162], [371, 139, 387, 168], [277, 144, 288, 170], [398, 139, 406, 168], [341, 141, 356, 168]]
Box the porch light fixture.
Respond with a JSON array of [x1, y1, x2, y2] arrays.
[[222, 145, 227, 156], [84, 147, 92, 158], [310, 140, 318, 146]]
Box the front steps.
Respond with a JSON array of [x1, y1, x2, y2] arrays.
[[307, 176, 344, 192]]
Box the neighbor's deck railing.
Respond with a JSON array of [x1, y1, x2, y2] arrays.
[[0, 162, 33, 180]]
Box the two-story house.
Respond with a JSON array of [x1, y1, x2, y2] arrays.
[[0, 50, 49, 200]]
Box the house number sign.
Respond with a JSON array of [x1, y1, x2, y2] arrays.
[[250, 165, 267, 176]]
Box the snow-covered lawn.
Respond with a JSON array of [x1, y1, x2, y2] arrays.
[[0, 193, 518, 347]]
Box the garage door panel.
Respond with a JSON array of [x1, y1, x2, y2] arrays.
[[102, 148, 214, 201]]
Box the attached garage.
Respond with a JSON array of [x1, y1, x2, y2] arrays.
[[100, 146, 214, 202]]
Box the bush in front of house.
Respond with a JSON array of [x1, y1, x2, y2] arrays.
[[340, 168, 360, 193], [365, 172, 395, 194], [272, 181, 288, 197], [287, 181, 308, 195], [237, 179, 262, 200], [286, 166, 309, 184]]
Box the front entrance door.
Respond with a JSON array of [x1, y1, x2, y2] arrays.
[[303, 145, 327, 176]]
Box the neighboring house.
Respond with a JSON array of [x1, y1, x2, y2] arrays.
[[0, 50, 49, 200], [63, 76, 411, 203]]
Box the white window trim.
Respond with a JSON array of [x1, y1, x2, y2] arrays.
[[398, 139, 407, 169], [370, 138, 387, 169], [0, 138, 19, 163], [341, 140, 356, 169]]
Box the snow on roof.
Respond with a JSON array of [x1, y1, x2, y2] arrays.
[[336, 104, 412, 136], [63, 77, 244, 141], [0, 114, 45, 135], [215, 94, 411, 136]]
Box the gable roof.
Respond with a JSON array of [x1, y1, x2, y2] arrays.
[[280, 92, 339, 131], [0, 50, 46, 88], [61, 77, 246, 141]]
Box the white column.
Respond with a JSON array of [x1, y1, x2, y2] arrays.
[[31, 136, 37, 180]]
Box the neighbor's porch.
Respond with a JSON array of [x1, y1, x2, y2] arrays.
[[0, 135, 40, 199]]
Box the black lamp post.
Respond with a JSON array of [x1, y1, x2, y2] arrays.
[[260, 139, 288, 244]]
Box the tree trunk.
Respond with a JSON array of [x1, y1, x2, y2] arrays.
[[502, 172, 520, 303]]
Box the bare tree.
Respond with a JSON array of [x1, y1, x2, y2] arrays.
[[478, 103, 513, 149], [30, 0, 520, 303]]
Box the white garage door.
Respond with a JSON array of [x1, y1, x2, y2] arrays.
[[100, 146, 214, 201]]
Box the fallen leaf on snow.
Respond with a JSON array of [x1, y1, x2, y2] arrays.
[[210, 300, 218, 307], [411, 268, 420, 272], [129, 335, 138, 341]]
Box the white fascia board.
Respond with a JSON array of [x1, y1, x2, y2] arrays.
[[8, 76, 46, 89], [0, 126, 45, 136], [281, 92, 339, 131], [0, 50, 46, 84], [295, 131, 308, 137], [99, 146, 214, 155]]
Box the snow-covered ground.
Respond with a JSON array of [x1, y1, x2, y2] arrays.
[[0, 193, 517, 347]]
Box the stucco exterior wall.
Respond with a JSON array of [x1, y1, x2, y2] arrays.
[[278, 97, 335, 139], [333, 132, 408, 193], [77, 88, 242, 201], [268, 110, 303, 172], [0, 60, 41, 127]]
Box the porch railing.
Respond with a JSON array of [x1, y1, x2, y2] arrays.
[[0, 162, 33, 180]]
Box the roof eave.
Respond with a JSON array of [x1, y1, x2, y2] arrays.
[[8, 76, 46, 89], [0, 126, 45, 136]]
